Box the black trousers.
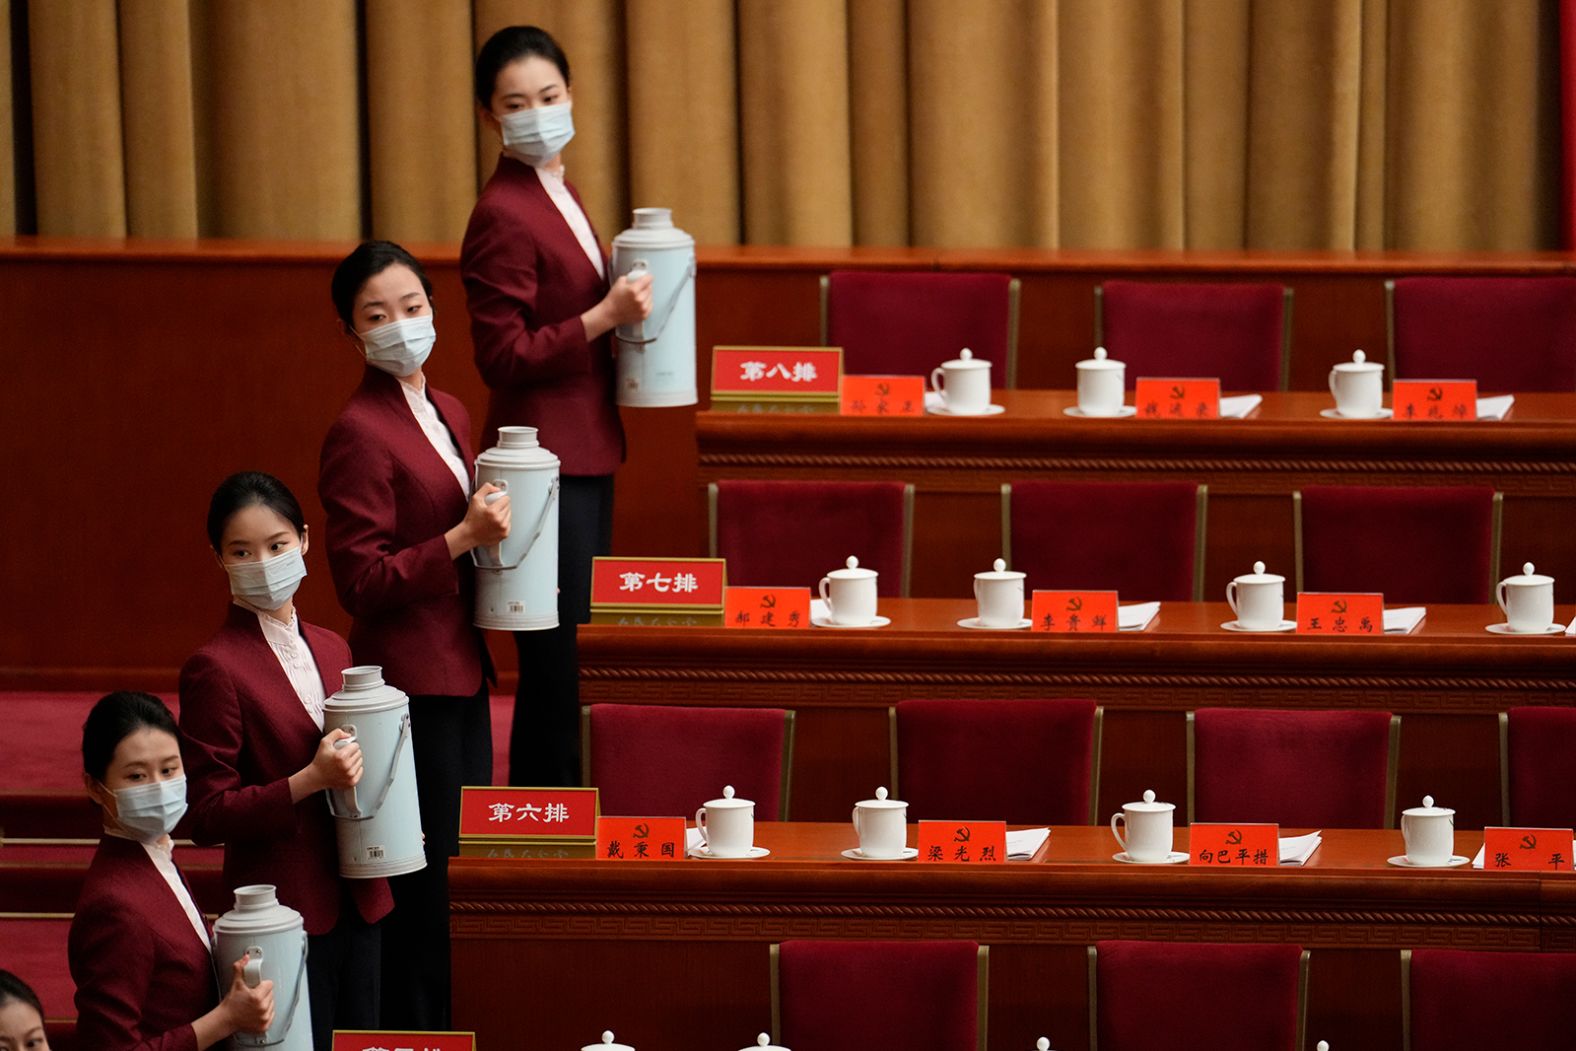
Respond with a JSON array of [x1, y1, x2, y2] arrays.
[[510, 473, 613, 787], [378, 686, 491, 1030], [306, 890, 381, 1050]]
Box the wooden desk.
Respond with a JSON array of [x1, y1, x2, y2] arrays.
[[581, 600, 1576, 827], [697, 390, 1576, 605], [450, 823, 1576, 1051]]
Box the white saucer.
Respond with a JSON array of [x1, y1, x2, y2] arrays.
[[1486, 622, 1566, 636], [957, 617, 1032, 630], [1319, 407, 1393, 420], [841, 847, 919, 861], [926, 403, 1006, 417], [811, 615, 892, 629], [687, 845, 771, 860], [1113, 851, 1189, 865], [1063, 405, 1138, 419], [1220, 620, 1297, 633], [1385, 854, 1469, 869]]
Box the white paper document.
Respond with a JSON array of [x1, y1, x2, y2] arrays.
[[1006, 827, 1051, 860], [686, 826, 705, 852], [1382, 607, 1427, 634], [1119, 601, 1161, 631], [1279, 831, 1323, 866], [1219, 394, 1263, 419], [1471, 844, 1486, 869], [1476, 395, 1515, 421]]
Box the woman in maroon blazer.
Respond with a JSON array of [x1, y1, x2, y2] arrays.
[[179, 472, 391, 1049], [319, 241, 509, 1030], [462, 25, 652, 789], [70, 691, 274, 1051]]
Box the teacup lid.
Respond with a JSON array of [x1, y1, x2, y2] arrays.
[[1234, 560, 1284, 584], [1332, 348, 1383, 373], [582, 1031, 636, 1051], [1402, 794, 1454, 817], [941, 347, 990, 370], [827, 555, 878, 579], [1125, 789, 1174, 813], [740, 1034, 791, 1051], [1502, 561, 1554, 586], [1036, 1040, 1054, 1051], [1317, 1042, 1329, 1051], [976, 557, 1025, 581], [704, 784, 754, 810], [857, 786, 906, 810], [1076, 346, 1124, 371]]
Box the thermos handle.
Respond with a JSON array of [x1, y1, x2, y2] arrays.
[[616, 255, 697, 346], [243, 946, 264, 987], [325, 727, 361, 819], [470, 477, 510, 569], [470, 477, 560, 572], [329, 714, 412, 822], [242, 938, 310, 1048]]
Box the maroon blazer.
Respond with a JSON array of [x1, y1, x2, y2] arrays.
[[69, 835, 217, 1051], [179, 604, 393, 934], [320, 367, 492, 698], [461, 155, 624, 476]]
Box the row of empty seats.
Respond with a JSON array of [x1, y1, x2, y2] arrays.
[[821, 271, 1576, 391]]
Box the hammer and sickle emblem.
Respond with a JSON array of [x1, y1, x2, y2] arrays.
[[1332, 599, 1349, 614], [1065, 596, 1084, 612], [1225, 829, 1244, 846]]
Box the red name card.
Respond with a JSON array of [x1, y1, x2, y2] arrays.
[[712, 346, 843, 398], [1393, 380, 1477, 422], [332, 1032, 475, 1051], [724, 587, 811, 629], [1135, 378, 1221, 420], [1189, 823, 1280, 866], [591, 557, 727, 610], [458, 786, 599, 840], [1482, 828, 1576, 872], [840, 375, 925, 416], [596, 816, 688, 861], [918, 820, 1008, 864], [1295, 592, 1384, 635], [1030, 591, 1119, 633]]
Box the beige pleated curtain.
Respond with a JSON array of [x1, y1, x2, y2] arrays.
[[3, 0, 1559, 249]]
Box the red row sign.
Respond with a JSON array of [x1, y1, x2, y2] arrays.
[[840, 375, 926, 416], [1189, 823, 1279, 866], [917, 820, 1007, 864], [1393, 380, 1477, 422], [590, 557, 727, 609], [458, 786, 599, 840], [596, 816, 688, 861], [332, 1032, 475, 1051], [712, 346, 843, 397], [1295, 593, 1384, 635], [724, 587, 812, 629], [1030, 591, 1119, 633], [1136, 378, 1221, 420], [1482, 827, 1576, 871]]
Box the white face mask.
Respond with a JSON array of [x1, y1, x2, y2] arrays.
[[499, 102, 575, 167], [361, 314, 435, 378], [112, 775, 188, 842], [226, 546, 307, 611]]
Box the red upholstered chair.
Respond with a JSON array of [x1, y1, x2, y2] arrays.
[[1096, 280, 1291, 391], [1003, 481, 1206, 601], [821, 270, 1020, 383], [892, 699, 1101, 824], [582, 704, 795, 819], [1388, 277, 1576, 392], [1093, 940, 1307, 1051], [1189, 708, 1400, 828], [1405, 948, 1576, 1049], [773, 940, 986, 1051], [711, 479, 914, 597], [1295, 485, 1500, 604], [1500, 707, 1576, 827]]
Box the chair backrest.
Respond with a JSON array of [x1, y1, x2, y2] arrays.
[[582, 704, 795, 820], [1189, 708, 1400, 828], [773, 939, 988, 1051], [1404, 948, 1576, 1050], [1096, 280, 1291, 391], [1295, 485, 1500, 604], [711, 479, 913, 597], [892, 699, 1101, 825], [1388, 276, 1576, 392], [1004, 481, 1206, 601], [1093, 940, 1307, 1051], [1500, 706, 1576, 828], [822, 271, 1019, 383]]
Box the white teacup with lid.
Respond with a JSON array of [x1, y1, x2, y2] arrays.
[[740, 1034, 791, 1050], [1226, 561, 1286, 631], [819, 556, 879, 626], [974, 558, 1026, 627], [1075, 346, 1126, 416], [1328, 349, 1385, 418], [583, 1032, 636, 1051], [1400, 795, 1456, 867], [851, 786, 908, 859], [1110, 789, 1175, 863], [1496, 562, 1556, 633], [930, 347, 993, 414], [695, 785, 755, 858]]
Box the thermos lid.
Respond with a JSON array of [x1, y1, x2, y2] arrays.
[[324, 665, 408, 715], [826, 555, 878, 580], [739, 1035, 791, 1051], [856, 786, 906, 810], [1076, 346, 1124, 371], [582, 1031, 636, 1051], [612, 206, 694, 250], [1402, 794, 1454, 817], [212, 884, 304, 935], [703, 785, 754, 810], [1234, 561, 1284, 584], [1502, 562, 1554, 586], [633, 207, 672, 229], [476, 426, 560, 470], [975, 557, 1025, 581], [1332, 348, 1383, 373], [940, 347, 990, 370], [1124, 789, 1174, 813]]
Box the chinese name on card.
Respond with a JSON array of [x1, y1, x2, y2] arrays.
[[1134, 378, 1221, 420], [1294, 593, 1384, 635], [1030, 591, 1119, 633], [1189, 824, 1279, 866], [724, 587, 811, 629], [595, 817, 687, 861], [1392, 380, 1477, 422], [917, 820, 1008, 864]]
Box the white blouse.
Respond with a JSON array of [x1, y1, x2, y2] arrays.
[[536, 164, 606, 280], [256, 609, 326, 730], [399, 374, 470, 498]]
